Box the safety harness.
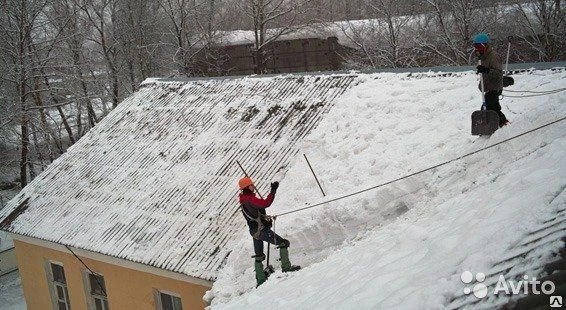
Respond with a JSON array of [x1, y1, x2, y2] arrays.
[[240, 203, 271, 239]]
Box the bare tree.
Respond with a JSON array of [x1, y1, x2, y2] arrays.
[[300, 0, 367, 22], [156, 0, 240, 76], [48, 0, 98, 136], [0, 0, 51, 187], [237, 0, 313, 74], [414, 0, 480, 65], [512, 0, 565, 61], [366, 0, 413, 67], [336, 0, 416, 69], [115, 0, 163, 91], [76, 0, 122, 108], [157, 0, 203, 75], [187, 0, 234, 76], [336, 20, 380, 68], [29, 44, 55, 167]]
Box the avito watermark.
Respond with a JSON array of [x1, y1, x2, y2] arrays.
[[492, 274, 555, 295], [461, 271, 561, 307]]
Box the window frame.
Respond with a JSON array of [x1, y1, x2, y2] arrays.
[[45, 261, 72, 310], [154, 290, 183, 310], [82, 270, 109, 310]]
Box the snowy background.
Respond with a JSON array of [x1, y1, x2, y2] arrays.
[[205, 68, 566, 309], [0, 271, 25, 310]]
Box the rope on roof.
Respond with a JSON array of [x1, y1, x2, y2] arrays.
[[274, 115, 566, 218]]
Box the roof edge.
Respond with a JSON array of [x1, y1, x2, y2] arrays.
[[141, 61, 566, 85], [140, 71, 358, 85], [10, 233, 213, 288]]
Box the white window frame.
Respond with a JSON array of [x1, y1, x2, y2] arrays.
[[82, 270, 109, 310], [154, 290, 183, 310], [45, 261, 71, 310]]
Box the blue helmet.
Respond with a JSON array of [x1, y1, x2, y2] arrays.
[[473, 33, 490, 44]]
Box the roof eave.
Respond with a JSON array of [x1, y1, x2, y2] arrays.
[[10, 233, 214, 287]]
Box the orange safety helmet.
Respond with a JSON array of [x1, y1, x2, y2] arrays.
[[238, 177, 254, 190]]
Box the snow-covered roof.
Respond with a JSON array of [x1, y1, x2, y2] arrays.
[[205, 68, 566, 308], [0, 74, 358, 281]]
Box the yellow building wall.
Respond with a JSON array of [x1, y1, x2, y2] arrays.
[[14, 240, 211, 310]]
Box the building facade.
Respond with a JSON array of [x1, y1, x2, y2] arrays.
[[13, 235, 210, 310]]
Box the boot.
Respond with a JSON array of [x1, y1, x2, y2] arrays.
[[254, 260, 267, 287], [279, 247, 301, 272]]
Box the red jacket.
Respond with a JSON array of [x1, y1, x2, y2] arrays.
[[239, 190, 274, 232]]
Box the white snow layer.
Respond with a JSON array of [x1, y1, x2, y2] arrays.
[[0, 231, 14, 252], [206, 69, 566, 309], [0, 270, 26, 310]]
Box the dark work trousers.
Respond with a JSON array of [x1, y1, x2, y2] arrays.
[[251, 228, 286, 256], [485, 90, 508, 127]]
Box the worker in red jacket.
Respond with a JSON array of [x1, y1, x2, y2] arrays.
[[238, 177, 300, 286]]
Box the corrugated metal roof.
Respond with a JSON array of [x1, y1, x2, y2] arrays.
[[0, 74, 357, 281]]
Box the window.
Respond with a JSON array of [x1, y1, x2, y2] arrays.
[[156, 291, 183, 310], [86, 273, 109, 310], [48, 263, 71, 310]]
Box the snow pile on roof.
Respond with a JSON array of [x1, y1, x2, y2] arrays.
[[206, 69, 566, 308], [213, 22, 359, 47]]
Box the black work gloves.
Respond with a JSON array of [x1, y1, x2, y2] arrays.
[[270, 181, 279, 194], [502, 76, 515, 87], [476, 65, 490, 74]]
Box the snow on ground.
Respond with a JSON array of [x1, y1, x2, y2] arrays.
[[0, 231, 13, 252], [206, 69, 566, 309], [1, 190, 17, 252], [0, 271, 26, 310]]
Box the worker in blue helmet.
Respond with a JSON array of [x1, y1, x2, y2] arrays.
[[473, 33, 509, 127]]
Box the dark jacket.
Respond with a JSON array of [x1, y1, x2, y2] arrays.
[[239, 189, 274, 233], [477, 48, 503, 92]]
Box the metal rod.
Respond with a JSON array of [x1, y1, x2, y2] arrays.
[[267, 216, 277, 272], [499, 39, 512, 94], [505, 38, 512, 75], [266, 229, 272, 270], [235, 160, 264, 199], [303, 154, 326, 196], [478, 59, 486, 109], [272, 216, 277, 246]]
